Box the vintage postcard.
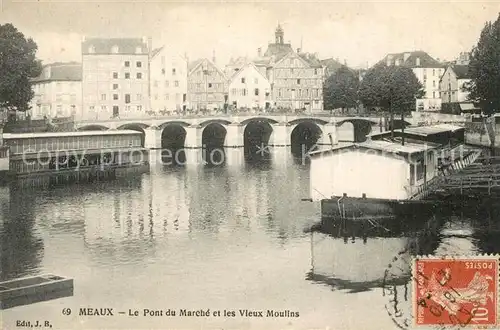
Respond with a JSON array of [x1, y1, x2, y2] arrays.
[[1, 1, 500, 329]]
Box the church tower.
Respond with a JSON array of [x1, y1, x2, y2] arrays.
[[275, 24, 284, 44]]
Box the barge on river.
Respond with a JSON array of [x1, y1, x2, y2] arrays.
[[309, 124, 482, 220], [2, 130, 149, 180]]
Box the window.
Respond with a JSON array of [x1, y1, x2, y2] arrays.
[[314, 69, 318, 75], [433, 69, 435, 75], [137, 105, 142, 111], [297, 79, 301, 84], [101, 105, 107, 111], [254, 88, 259, 96], [125, 73, 130, 79], [161, 69, 165, 75], [433, 80, 436, 87], [113, 94, 119, 100], [241, 78, 246, 84], [56, 105, 63, 115], [100, 94, 106, 101], [172, 68, 176, 75], [125, 61, 130, 67], [243, 89, 247, 96], [136, 94, 142, 101], [174, 81, 179, 87], [111, 45, 119, 53], [113, 84, 118, 90], [135, 46, 142, 54], [433, 91, 436, 98], [88, 46, 95, 53], [125, 94, 131, 104], [90, 105, 95, 111], [113, 72, 118, 79], [254, 78, 258, 84], [208, 83, 212, 88], [136, 61, 142, 68], [164, 94, 169, 100], [125, 105, 131, 111], [154, 94, 158, 100], [113, 105, 119, 114], [137, 72, 142, 79]]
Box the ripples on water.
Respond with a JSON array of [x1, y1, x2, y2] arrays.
[[1, 152, 500, 329]]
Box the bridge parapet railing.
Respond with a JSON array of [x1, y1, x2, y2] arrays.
[[77, 111, 387, 124]]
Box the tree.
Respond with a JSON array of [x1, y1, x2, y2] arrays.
[[323, 65, 359, 113], [358, 63, 424, 114], [467, 13, 500, 116], [0, 24, 42, 116]]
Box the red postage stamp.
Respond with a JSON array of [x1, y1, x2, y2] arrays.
[[413, 255, 499, 327]]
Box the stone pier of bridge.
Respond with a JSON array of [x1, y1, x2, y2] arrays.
[[144, 122, 338, 150]]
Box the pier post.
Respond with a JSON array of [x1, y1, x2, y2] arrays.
[[185, 125, 202, 149], [224, 124, 244, 147], [319, 123, 337, 146], [270, 123, 291, 146], [144, 126, 162, 149]]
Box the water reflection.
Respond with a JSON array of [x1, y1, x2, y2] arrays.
[[307, 215, 445, 293], [0, 186, 44, 281]]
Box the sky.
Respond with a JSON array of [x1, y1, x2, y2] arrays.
[[1, 0, 499, 69]]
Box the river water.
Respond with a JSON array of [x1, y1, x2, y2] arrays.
[[1, 149, 499, 330]]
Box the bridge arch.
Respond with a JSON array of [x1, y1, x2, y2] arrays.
[[202, 123, 227, 166], [158, 121, 191, 130], [288, 118, 329, 126], [240, 117, 279, 126], [161, 123, 187, 166], [243, 119, 274, 162], [117, 123, 151, 130], [336, 118, 378, 143], [78, 124, 110, 131], [116, 123, 149, 146], [199, 119, 232, 128], [290, 122, 323, 158]]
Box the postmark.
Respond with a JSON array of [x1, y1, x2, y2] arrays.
[[383, 253, 500, 329], [413, 255, 499, 328]]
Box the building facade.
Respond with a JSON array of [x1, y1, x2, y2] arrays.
[[382, 51, 445, 111], [187, 58, 228, 111], [440, 65, 471, 104], [81, 37, 150, 120], [149, 47, 188, 113], [227, 62, 272, 109], [256, 25, 324, 112], [29, 62, 82, 119]]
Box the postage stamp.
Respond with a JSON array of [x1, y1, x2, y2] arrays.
[[413, 255, 499, 328]]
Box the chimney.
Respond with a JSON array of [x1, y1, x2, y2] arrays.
[[257, 47, 262, 57], [297, 48, 301, 54], [212, 49, 216, 64]]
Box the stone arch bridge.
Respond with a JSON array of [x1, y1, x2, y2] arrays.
[[74, 114, 388, 149]]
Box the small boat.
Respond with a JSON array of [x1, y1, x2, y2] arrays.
[[0, 274, 73, 309], [308, 124, 482, 221]]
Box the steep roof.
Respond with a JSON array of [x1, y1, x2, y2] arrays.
[[82, 38, 148, 55], [150, 46, 164, 59], [381, 51, 444, 68], [228, 62, 269, 84], [298, 53, 323, 68], [263, 42, 293, 62], [31, 62, 82, 83], [188, 58, 226, 79], [453, 64, 470, 79]]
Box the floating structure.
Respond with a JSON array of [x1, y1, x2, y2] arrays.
[[308, 124, 482, 220], [2, 130, 149, 179], [0, 274, 73, 310]]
